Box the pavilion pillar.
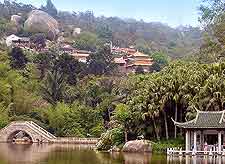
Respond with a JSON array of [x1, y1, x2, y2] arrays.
[[193, 131, 197, 151], [186, 130, 190, 152], [200, 130, 204, 151], [218, 131, 222, 154]]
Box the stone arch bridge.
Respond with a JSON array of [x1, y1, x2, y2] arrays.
[[0, 121, 56, 143]]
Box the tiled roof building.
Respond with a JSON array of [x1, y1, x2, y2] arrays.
[[173, 109, 225, 154]]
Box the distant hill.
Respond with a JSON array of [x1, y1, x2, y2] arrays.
[[0, 0, 203, 58], [57, 10, 203, 58]]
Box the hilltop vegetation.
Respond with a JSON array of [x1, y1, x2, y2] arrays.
[[0, 0, 202, 58]]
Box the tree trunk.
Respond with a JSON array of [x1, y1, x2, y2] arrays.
[[174, 103, 178, 138], [152, 117, 160, 141], [108, 107, 111, 122], [163, 111, 169, 140], [124, 127, 128, 143], [180, 108, 183, 135], [40, 68, 45, 80], [10, 86, 14, 104], [8, 86, 15, 117]]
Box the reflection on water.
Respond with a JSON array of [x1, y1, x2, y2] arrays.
[[167, 155, 225, 164], [0, 143, 224, 164]]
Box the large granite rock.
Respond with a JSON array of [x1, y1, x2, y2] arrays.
[[72, 28, 81, 37], [122, 140, 152, 153], [24, 10, 59, 40], [11, 15, 22, 26]]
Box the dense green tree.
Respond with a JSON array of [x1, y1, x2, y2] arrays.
[[57, 53, 84, 85], [150, 52, 169, 72], [0, 18, 11, 37], [73, 32, 98, 51], [40, 69, 65, 106], [47, 102, 103, 137], [0, 103, 8, 129], [114, 103, 130, 142], [9, 47, 28, 70], [199, 0, 225, 25], [134, 38, 151, 54], [198, 0, 225, 63], [87, 44, 116, 75], [96, 24, 113, 41], [33, 52, 56, 80]]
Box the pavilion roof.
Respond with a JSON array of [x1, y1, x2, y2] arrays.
[[172, 110, 225, 129]]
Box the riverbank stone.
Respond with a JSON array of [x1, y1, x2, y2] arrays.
[[122, 140, 152, 153]]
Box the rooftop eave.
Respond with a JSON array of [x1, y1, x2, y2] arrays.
[[171, 117, 196, 128]]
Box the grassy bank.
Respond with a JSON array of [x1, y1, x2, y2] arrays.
[[151, 138, 184, 153]]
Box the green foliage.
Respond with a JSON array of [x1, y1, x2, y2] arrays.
[[40, 70, 66, 105], [114, 103, 130, 124], [134, 38, 151, 54], [0, 18, 11, 37], [47, 102, 104, 137], [47, 103, 72, 136], [73, 32, 98, 51], [9, 47, 28, 70], [96, 24, 113, 41], [152, 138, 184, 152], [96, 128, 124, 150], [198, 0, 225, 63], [33, 52, 56, 79], [90, 123, 105, 137], [87, 44, 116, 75], [0, 0, 202, 59], [0, 103, 9, 129], [71, 102, 103, 137], [150, 52, 169, 72], [57, 53, 84, 85], [199, 0, 225, 25]]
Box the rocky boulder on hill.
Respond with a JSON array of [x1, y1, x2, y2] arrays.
[[11, 15, 22, 26], [122, 140, 152, 153], [24, 10, 59, 40]]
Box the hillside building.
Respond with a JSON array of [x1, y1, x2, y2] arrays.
[[112, 47, 153, 73]]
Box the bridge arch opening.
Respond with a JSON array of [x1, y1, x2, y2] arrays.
[[7, 130, 33, 143]]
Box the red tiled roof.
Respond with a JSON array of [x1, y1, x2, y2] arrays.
[[114, 57, 126, 64], [132, 51, 150, 57], [71, 53, 90, 57], [112, 47, 136, 55], [127, 60, 153, 67]]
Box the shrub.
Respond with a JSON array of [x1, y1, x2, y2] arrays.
[[96, 127, 124, 151], [0, 103, 8, 129]]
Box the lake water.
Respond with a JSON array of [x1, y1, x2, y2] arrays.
[[0, 143, 224, 164]]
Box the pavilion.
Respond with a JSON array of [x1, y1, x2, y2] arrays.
[[173, 110, 225, 154]]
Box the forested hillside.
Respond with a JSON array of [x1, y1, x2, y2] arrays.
[[0, 0, 202, 58], [58, 12, 202, 58]]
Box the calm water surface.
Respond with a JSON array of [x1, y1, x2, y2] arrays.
[[0, 143, 224, 164]]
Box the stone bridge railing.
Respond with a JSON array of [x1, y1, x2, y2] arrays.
[[0, 121, 56, 143], [0, 121, 99, 144]]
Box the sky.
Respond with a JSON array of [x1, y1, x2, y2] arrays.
[[13, 0, 201, 27]]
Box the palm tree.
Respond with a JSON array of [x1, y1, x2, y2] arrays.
[[40, 69, 65, 106]]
